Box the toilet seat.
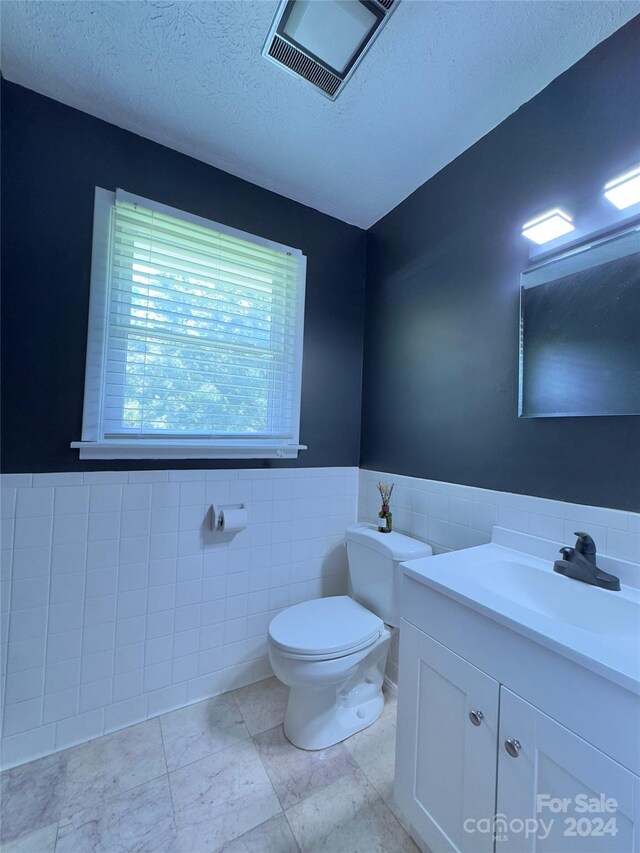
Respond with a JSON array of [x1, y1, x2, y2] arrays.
[[268, 595, 383, 661]]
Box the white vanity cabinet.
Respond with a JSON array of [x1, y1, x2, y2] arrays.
[[496, 688, 640, 853], [395, 558, 640, 853], [396, 621, 499, 853]]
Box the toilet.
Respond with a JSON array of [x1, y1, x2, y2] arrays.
[[268, 522, 432, 750]]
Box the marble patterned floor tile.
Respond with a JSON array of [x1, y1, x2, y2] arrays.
[[351, 743, 395, 798], [232, 677, 289, 736], [160, 693, 249, 772], [343, 690, 397, 771], [221, 814, 299, 853], [61, 719, 167, 819], [170, 738, 281, 852], [285, 766, 418, 853], [0, 752, 68, 843], [56, 775, 176, 853], [357, 757, 413, 836], [253, 724, 359, 811], [343, 689, 411, 831], [1, 823, 58, 853]]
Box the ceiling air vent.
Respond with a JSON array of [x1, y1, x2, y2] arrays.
[[263, 0, 400, 101], [268, 35, 341, 98]]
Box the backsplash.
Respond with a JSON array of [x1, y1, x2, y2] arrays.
[[358, 468, 640, 684], [0, 467, 357, 769]]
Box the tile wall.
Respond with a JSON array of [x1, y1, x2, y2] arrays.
[[2, 463, 638, 769], [0, 467, 358, 769], [359, 468, 640, 683]]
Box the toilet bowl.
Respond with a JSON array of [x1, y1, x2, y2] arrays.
[[269, 595, 391, 750], [268, 524, 432, 750]]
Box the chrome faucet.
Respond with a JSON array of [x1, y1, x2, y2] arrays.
[[553, 532, 620, 591]]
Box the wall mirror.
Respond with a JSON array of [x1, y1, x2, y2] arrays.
[[519, 224, 640, 418]]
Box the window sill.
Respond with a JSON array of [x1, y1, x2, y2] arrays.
[[70, 441, 307, 460]]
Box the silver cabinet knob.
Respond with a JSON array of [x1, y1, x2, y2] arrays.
[[468, 710, 484, 727], [505, 738, 521, 758]]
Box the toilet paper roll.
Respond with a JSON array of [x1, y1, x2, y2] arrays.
[[217, 505, 248, 534]]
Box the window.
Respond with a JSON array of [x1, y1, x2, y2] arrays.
[[72, 189, 307, 459]]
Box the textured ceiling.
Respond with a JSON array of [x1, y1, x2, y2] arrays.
[[1, 1, 638, 227]]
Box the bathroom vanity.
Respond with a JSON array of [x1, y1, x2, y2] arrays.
[[395, 528, 640, 853]]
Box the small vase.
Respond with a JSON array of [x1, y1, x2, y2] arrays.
[[378, 504, 392, 533]]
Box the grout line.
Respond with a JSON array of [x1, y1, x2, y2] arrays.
[[157, 716, 178, 837], [98, 499, 120, 737], [282, 807, 303, 852], [0, 493, 18, 738], [341, 704, 414, 844], [159, 735, 252, 777], [220, 687, 293, 843], [156, 712, 171, 777], [377, 793, 416, 846], [152, 694, 252, 775], [228, 685, 246, 724], [251, 731, 288, 816], [58, 768, 170, 827], [223, 812, 302, 852]]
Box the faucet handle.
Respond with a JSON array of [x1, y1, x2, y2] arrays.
[[574, 532, 597, 559]]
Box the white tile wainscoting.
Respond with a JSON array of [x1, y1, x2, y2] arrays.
[[2, 464, 638, 770], [358, 469, 640, 685], [0, 467, 358, 769]]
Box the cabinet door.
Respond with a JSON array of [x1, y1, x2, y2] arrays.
[[395, 620, 500, 853], [496, 687, 640, 853]]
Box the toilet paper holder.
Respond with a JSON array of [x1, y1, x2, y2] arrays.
[[211, 503, 248, 533]]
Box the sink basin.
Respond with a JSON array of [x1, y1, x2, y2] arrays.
[[471, 559, 639, 638], [400, 529, 640, 692]]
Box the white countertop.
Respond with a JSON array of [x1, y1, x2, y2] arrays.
[[400, 528, 640, 695]]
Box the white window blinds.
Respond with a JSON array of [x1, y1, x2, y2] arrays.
[[74, 189, 307, 459]]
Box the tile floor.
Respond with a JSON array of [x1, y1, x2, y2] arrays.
[[1, 678, 417, 852]]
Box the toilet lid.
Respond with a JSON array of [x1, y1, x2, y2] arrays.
[[268, 596, 383, 657]]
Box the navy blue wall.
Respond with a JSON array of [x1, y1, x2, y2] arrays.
[[3, 17, 639, 509], [361, 18, 640, 511], [0, 81, 367, 472]]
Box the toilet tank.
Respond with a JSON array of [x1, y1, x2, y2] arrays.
[[345, 523, 432, 627]]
